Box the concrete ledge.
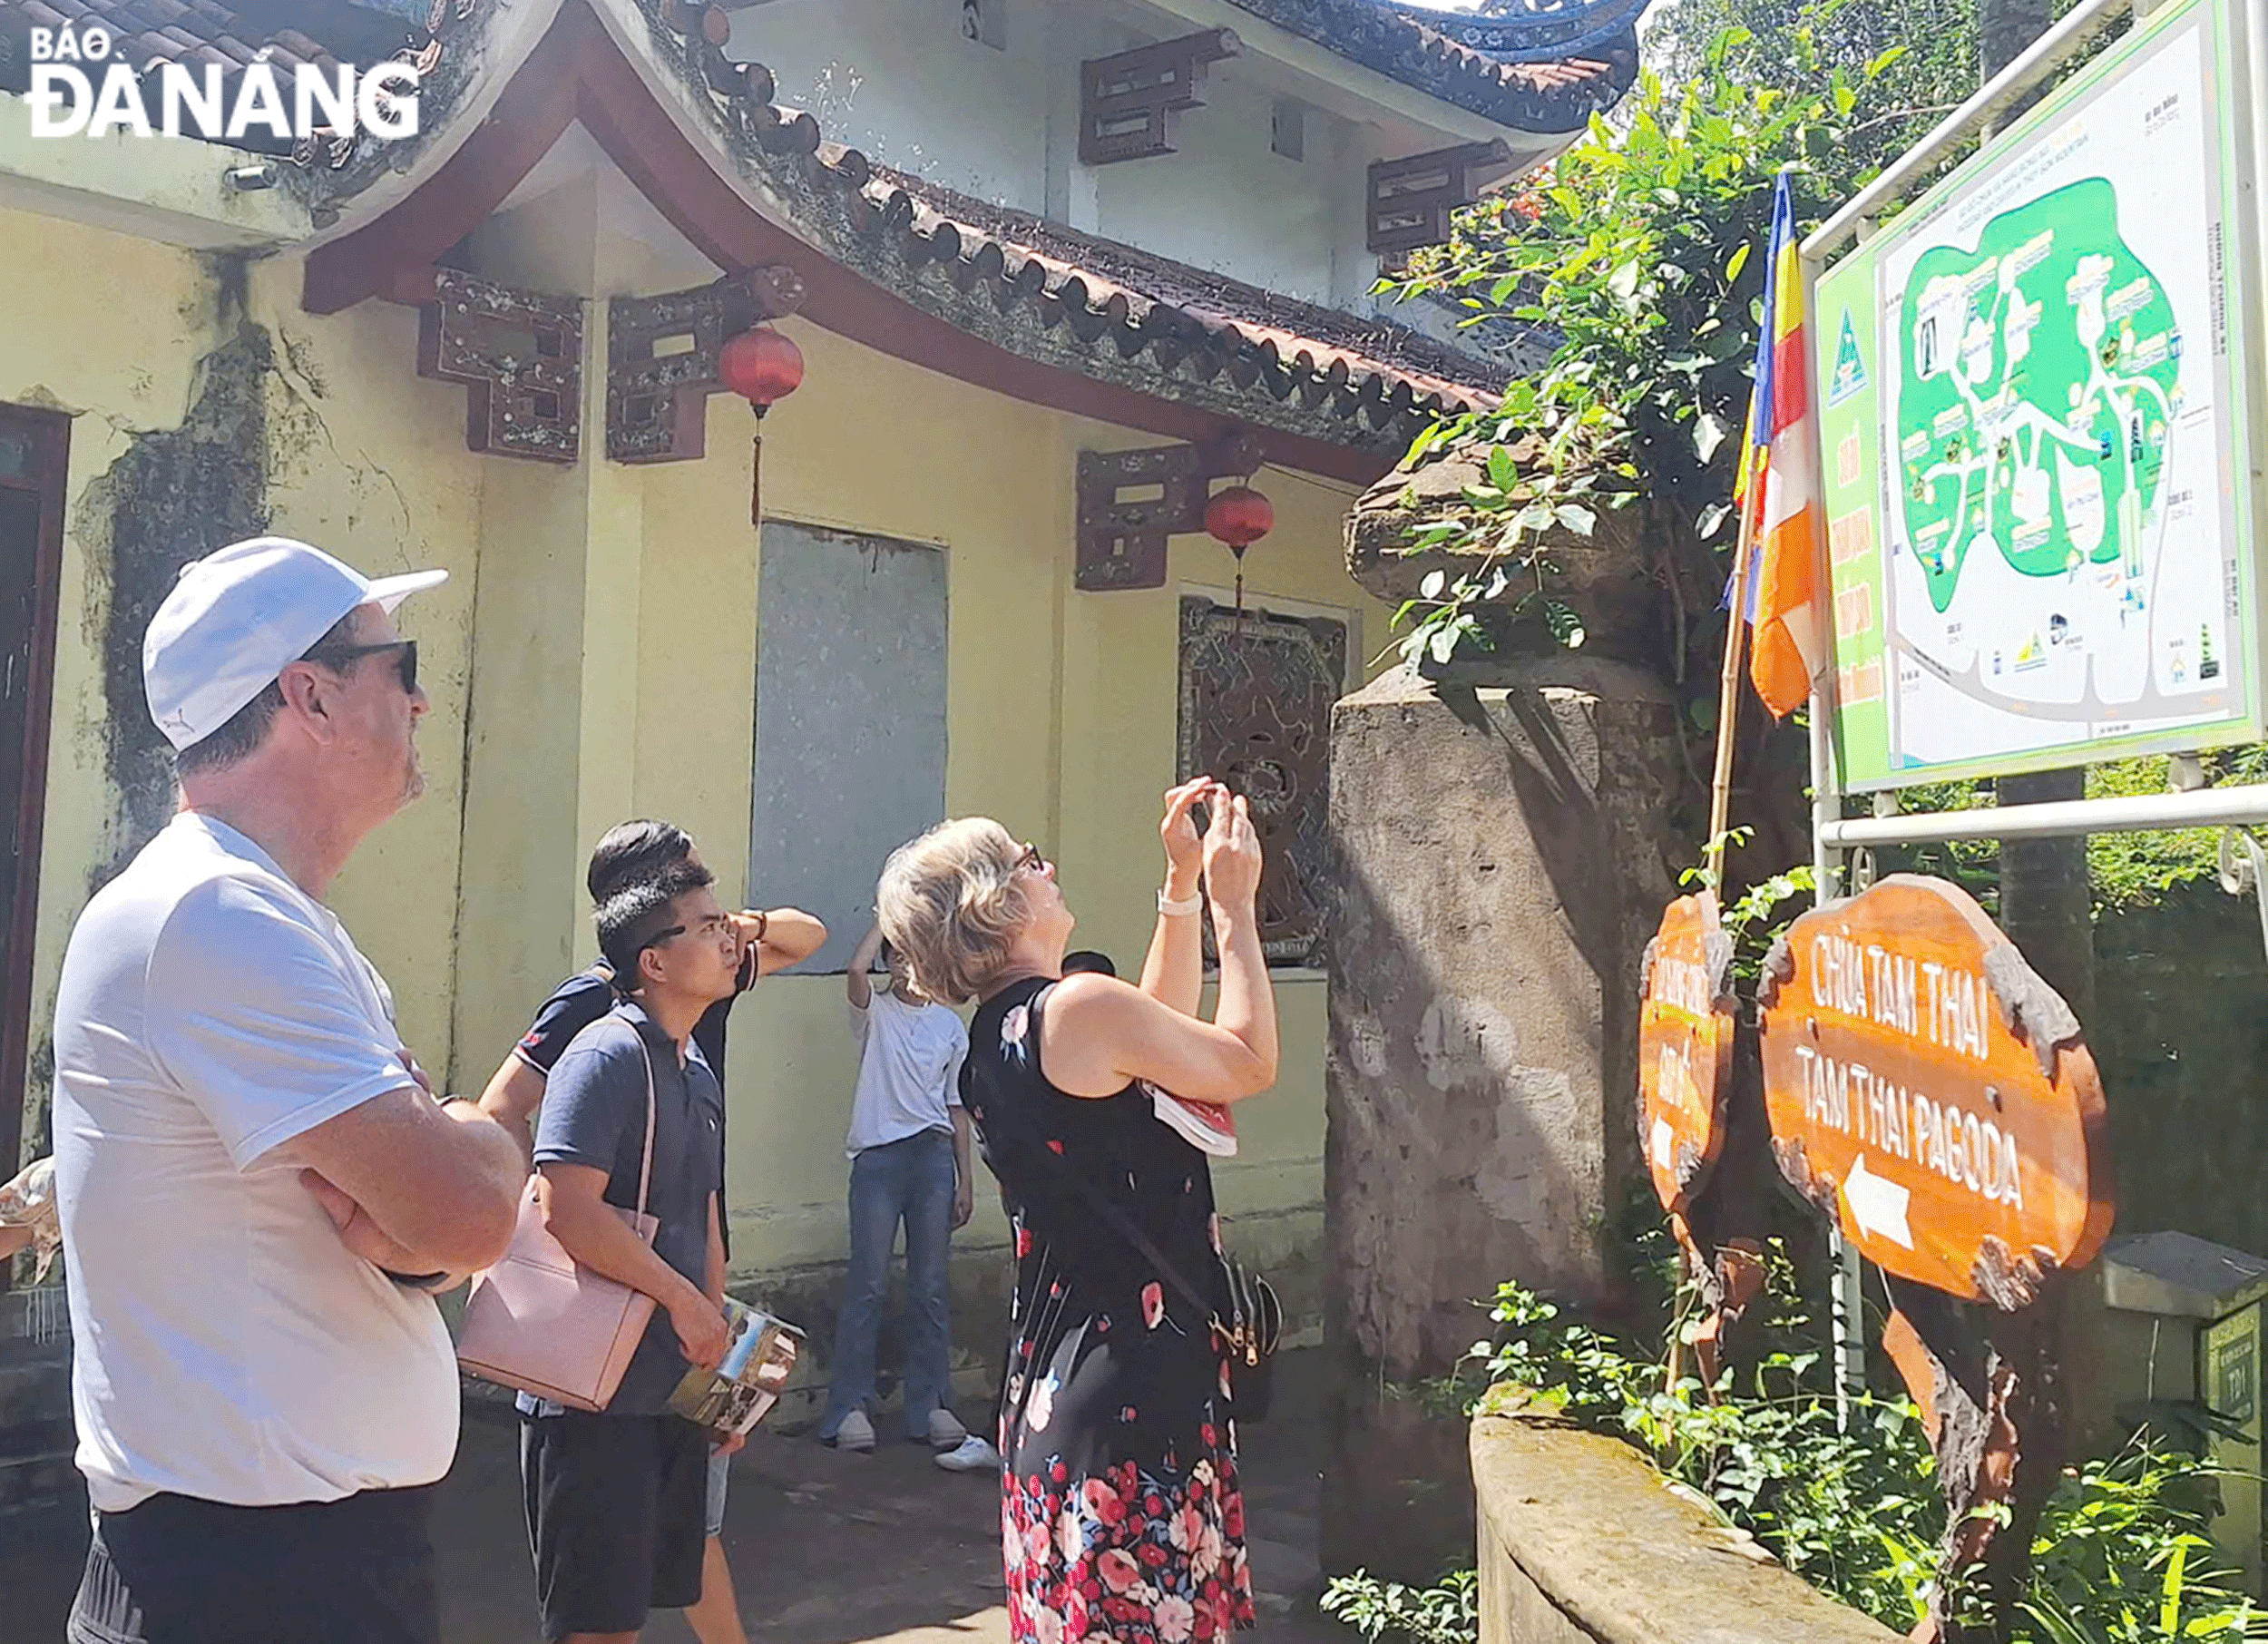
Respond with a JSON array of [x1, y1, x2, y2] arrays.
[[1472, 1408, 1903, 1644]]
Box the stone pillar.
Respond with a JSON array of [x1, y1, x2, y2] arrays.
[[1320, 655, 1686, 1580]]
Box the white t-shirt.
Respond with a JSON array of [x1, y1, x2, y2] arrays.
[[845, 988, 968, 1157], [51, 813, 458, 1512]]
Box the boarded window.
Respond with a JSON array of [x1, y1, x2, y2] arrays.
[[750, 523, 947, 972], [1177, 596, 1345, 967]]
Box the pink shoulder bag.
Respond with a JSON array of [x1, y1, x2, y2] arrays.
[[456, 1023, 660, 1412]]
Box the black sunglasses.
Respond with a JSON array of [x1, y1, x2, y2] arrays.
[[307, 639, 418, 694]]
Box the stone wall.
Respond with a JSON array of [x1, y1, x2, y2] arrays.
[[1471, 1407, 1901, 1644], [2090, 885, 2268, 1260]]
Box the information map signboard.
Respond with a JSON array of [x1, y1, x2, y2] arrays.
[[1813, 0, 2265, 789]]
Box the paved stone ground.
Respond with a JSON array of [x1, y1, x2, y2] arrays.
[[0, 1352, 1343, 1644]]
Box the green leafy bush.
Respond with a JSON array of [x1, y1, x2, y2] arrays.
[[1325, 1265, 2265, 1644], [1876, 751, 2268, 919], [1321, 1569, 1478, 1644]]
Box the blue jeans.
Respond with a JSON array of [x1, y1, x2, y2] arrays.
[[819, 1129, 956, 1440]]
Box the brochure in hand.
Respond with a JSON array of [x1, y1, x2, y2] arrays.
[[668, 1298, 804, 1437], [1143, 1082, 1237, 1158]]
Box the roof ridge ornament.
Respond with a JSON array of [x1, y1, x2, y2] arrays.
[[1216, 0, 1638, 132]]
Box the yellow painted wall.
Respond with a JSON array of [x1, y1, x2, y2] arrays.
[[5, 176, 1391, 1328], [3, 202, 486, 1153], [605, 317, 1389, 1286]]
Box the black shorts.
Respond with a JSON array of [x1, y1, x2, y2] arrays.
[[521, 1410, 707, 1639], [67, 1485, 438, 1644]]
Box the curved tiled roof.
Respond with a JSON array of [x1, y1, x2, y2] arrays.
[[1220, 0, 1642, 132], [611, 4, 1511, 446], [2, 0, 1527, 455], [858, 165, 1512, 421]]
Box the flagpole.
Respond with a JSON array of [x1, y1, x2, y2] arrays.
[[1706, 502, 1759, 885]]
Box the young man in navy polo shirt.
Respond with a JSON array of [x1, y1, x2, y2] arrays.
[[521, 860, 750, 1643], [481, 821, 822, 1644]]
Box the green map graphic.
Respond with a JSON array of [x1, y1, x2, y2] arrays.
[[1897, 178, 2181, 615]]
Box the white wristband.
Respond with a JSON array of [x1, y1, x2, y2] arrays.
[[1158, 887, 1203, 917]]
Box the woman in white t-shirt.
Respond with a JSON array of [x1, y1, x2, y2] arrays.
[[818, 924, 975, 1454]]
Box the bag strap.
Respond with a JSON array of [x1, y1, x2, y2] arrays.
[[1031, 1137, 1220, 1328], [1017, 983, 1234, 1346], [615, 1021, 660, 1219]]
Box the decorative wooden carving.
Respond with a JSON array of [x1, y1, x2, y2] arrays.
[[1076, 433, 1260, 591], [1080, 28, 1240, 165], [415, 269, 583, 464], [1366, 139, 1513, 254], [606, 266, 807, 464], [1178, 596, 1345, 965]]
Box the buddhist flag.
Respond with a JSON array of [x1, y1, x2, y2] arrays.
[[1738, 173, 1823, 719]]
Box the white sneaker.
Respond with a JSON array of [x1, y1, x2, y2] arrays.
[[926, 1407, 969, 1450], [935, 1434, 1003, 1473], [831, 1410, 875, 1453]]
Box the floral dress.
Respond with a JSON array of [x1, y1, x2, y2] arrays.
[[963, 977, 1255, 1644]]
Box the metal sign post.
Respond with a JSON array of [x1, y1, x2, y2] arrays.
[[1794, 0, 2268, 1442]]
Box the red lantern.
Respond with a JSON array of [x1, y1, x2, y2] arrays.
[[719, 325, 804, 527], [1204, 484, 1273, 549], [1204, 482, 1272, 629], [719, 325, 804, 411]]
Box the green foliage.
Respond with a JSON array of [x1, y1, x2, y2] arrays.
[[2085, 752, 2268, 917], [1872, 751, 2268, 918], [2022, 1441, 2268, 1643], [1678, 829, 1818, 979], [1647, 0, 1982, 177], [1323, 1263, 2267, 1644], [1377, 17, 1920, 671], [1320, 1569, 1479, 1644]]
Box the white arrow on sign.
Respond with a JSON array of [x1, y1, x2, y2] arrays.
[[1842, 1153, 1913, 1249]]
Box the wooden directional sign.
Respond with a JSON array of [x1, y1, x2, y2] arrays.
[[1637, 891, 1737, 1215], [1757, 875, 2113, 1307]]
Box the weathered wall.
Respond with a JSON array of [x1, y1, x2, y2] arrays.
[[1471, 1408, 1903, 1644], [1323, 658, 1687, 1580], [5, 202, 486, 1165], [747, 521, 951, 974]]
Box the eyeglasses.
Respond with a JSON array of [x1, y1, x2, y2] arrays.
[[1013, 843, 1048, 876], [637, 911, 732, 957], [307, 639, 418, 695]]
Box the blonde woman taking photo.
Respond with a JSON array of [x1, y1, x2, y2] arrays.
[[876, 780, 1276, 1644]]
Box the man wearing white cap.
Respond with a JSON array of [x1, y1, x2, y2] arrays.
[[50, 537, 526, 1644]]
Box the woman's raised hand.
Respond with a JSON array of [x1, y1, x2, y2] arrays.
[[1159, 777, 1217, 887], [1200, 790, 1264, 912]]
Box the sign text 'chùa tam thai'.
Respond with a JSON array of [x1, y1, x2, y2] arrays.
[[1756, 875, 2111, 1308]]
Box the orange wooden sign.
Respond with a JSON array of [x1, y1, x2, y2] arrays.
[[1637, 891, 1736, 1215], [1757, 875, 2113, 1308]]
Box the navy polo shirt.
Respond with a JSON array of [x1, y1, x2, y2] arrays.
[[529, 1001, 726, 1415], [515, 951, 748, 1257]]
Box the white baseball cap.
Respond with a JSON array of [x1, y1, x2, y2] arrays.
[[143, 536, 448, 751]]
